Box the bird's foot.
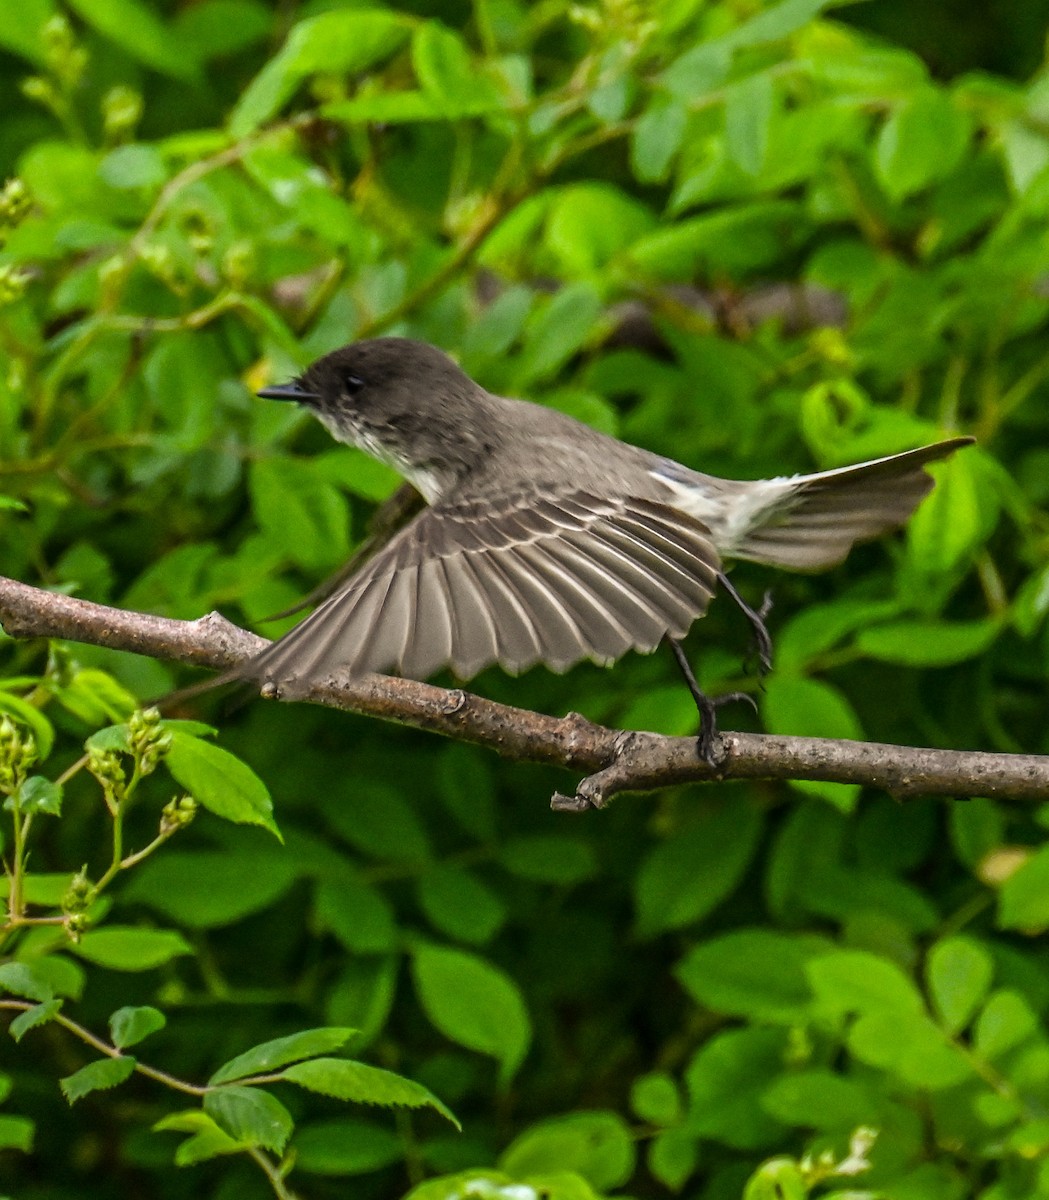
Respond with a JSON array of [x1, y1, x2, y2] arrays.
[[666, 639, 757, 767], [717, 572, 774, 679]]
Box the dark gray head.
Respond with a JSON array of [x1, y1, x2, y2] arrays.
[[259, 338, 495, 501]]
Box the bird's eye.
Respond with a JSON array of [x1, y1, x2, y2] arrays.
[[343, 373, 365, 395]]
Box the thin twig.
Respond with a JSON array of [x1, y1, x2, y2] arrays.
[[2, 575, 1047, 809]]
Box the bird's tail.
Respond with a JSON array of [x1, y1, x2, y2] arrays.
[[730, 436, 974, 570]]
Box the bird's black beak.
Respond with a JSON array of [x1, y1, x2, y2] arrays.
[[257, 381, 321, 405]]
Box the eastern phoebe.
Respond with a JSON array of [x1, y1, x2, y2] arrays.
[[252, 338, 972, 744]]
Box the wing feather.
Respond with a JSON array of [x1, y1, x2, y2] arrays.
[[244, 489, 721, 686]]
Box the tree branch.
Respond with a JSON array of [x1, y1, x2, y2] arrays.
[[2, 575, 1047, 809]]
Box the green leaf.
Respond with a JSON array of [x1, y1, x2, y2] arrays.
[[60, 1056, 136, 1104], [926, 936, 994, 1035], [743, 1158, 806, 1200], [99, 145, 167, 190], [514, 282, 604, 385], [761, 1070, 874, 1131], [417, 864, 507, 944], [123, 850, 297, 928], [294, 1117, 403, 1175], [0, 960, 55, 1002], [1001, 119, 1049, 193], [634, 800, 763, 937], [847, 1009, 972, 1088], [65, 0, 198, 80], [684, 1028, 789, 1149], [0, 693, 54, 760], [500, 1112, 635, 1190], [875, 88, 972, 200], [411, 22, 503, 115], [249, 456, 350, 572], [10, 999, 62, 1042], [676, 930, 828, 1022], [230, 9, 409, 136], [499, 835, 597, 884], [856, 617, 1001, 668], [210, 1027, 356, 1085], [204, 1086, 293, 1154], [631, 95, 688, 183], [0, 1113, 34, 1152], [998, 844, 1049, 929], [280, 1058, 459, 1129], [315, 875, 398, 953], [0, 0, 53, 64], [544, 185, 654, 276], [974, 990, 1039, 1058], [154, 1111, 244, 1164], [905, 452, 982, 578], [411, 944, 531, 1084], [109, 1006, 166, 1050], [630, 1073, 683, 1126], [324, 782, 430, 864], [166, 731, 280, 838], [14, 775, 62, 816], [73, 927, 192, 972], [725, 73, 774, 176], [85, 723, 132, 753], [807, 949, 924, 1016], [648, 1127, 698, 1190]]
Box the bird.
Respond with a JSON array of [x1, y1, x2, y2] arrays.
[[247, 337, 973, 757]]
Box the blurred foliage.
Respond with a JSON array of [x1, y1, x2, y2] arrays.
[[1, 0, 1049, 1197]]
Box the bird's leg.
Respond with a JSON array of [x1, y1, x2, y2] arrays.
[[667, 638, 756, 767], [716, 571, 774, 678]]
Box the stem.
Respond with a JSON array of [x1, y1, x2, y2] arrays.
[[0, 1000, 208, 1097], [247, 1146, 300, 1200]]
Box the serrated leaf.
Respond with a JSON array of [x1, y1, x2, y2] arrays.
[[166, 731, 280, 838], [60, 1056, 136, 1104], [411, 944, 531, 1085], [73, 927, 192, 972], [0, 960, 55, 1002], [155, 1110, 245, 1164], [10, 998, 61, 1042], [0, 1113, 34, 1152], [15, 775, 62, 816], [204, 1086, 293, 1153], [85, 723, 132, 753], [280, 1058, 459, 1129], [210, 1027, 357, 1085], [109, 1006, 166, 1049]]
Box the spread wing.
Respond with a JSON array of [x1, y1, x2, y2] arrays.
[[245, 489, 721, 686]]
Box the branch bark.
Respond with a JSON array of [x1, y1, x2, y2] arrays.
[[2, 574, 1047, 809]]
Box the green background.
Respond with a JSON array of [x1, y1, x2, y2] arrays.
[[1, 1, 1049, 1197]]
